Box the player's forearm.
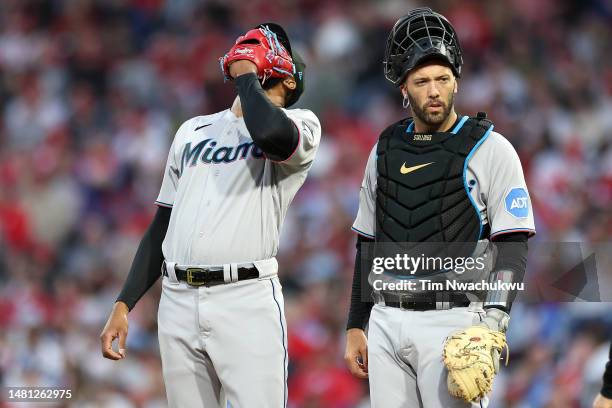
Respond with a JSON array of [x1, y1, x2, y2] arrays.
[[347, 235, 375, 330], [116, 206, 172, 311], [484, 232, 528, 313], [603, 343, 612, 398], [234, 73, 298, 161]]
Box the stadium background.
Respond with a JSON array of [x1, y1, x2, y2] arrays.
[[0, 0, 610, 406]]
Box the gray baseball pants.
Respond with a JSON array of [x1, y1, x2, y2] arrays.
[[368, 303, 490, 408]]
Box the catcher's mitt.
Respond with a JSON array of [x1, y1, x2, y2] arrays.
[[442, 326, 508, 402], [219, 25, 295, 82]]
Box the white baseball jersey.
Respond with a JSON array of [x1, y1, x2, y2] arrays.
[[353, 118, 536, 239], [156, 108, 321, 265]]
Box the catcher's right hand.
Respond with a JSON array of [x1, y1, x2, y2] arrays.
[[442, 326, 508, 402], [219, 25, 295, 82], [344, 328, 369, 379]]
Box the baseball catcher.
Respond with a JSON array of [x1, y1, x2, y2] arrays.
[[344, 8, 535, 407]]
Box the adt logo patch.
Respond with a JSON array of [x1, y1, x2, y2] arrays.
[[505, 188, 529, 218]]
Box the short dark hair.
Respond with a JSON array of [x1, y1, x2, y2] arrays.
[[261, 77, 283, 90], [261, 77, 295, 106]]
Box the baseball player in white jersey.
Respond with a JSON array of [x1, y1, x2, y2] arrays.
[[344, 9, 535, 407], [100, 23, 321, 408]]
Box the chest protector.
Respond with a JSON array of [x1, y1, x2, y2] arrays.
[[375, 113, 494, 270]]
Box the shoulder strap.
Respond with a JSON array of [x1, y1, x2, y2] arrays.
[[376, 117, 410, 156], [469, 111, 494, 136], [378, 117, 411, 141]]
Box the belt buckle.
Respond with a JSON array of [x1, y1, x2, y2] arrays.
[[186, 268, 206, 286], [398, 294, 412, 310]]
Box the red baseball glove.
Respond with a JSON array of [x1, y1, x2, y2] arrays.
[[220, 25, 295, 83]]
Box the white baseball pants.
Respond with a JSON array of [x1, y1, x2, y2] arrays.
[[157, 272, 287, 408]]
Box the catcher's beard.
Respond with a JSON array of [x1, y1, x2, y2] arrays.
[[408, 91, 455, 130]]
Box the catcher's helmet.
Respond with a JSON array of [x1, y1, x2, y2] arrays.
[[256, 23, 305, 107], [383, 8, 463, 86]]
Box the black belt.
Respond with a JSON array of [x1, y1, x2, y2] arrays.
[[379, 292, 470, 311], [163, 263, 259, 287]]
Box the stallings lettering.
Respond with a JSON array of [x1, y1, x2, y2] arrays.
[[413, 134, 433, 141]]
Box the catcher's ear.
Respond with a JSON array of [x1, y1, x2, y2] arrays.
[[283, 77, 297, 91]]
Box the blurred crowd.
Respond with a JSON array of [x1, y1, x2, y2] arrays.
[[0, 0, 611, 407]]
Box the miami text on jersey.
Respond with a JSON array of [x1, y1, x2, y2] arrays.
[[177, 139, 265, 176]]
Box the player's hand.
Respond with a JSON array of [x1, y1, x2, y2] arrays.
[[345, 328, 368, 379], [100, 301, 129, 360], [219, 26, 294, 81], [593, 394, 612, 408], [229, 60, 258, 79]]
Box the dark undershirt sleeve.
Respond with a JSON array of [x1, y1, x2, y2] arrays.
[[234, 73, 299, 161], [116, 206, 172, 311], [484, 232, 529, 313], [602, 342, 612, 398], [347, 235, 375, 330]]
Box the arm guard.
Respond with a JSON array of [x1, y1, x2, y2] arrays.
[[346, 235, 375, 330], [484, 232, 528, 312], [116, 206, 171, 311], [234, 73, 299, 161]]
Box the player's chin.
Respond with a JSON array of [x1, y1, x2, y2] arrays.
[[423, 112, 446, 126]]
